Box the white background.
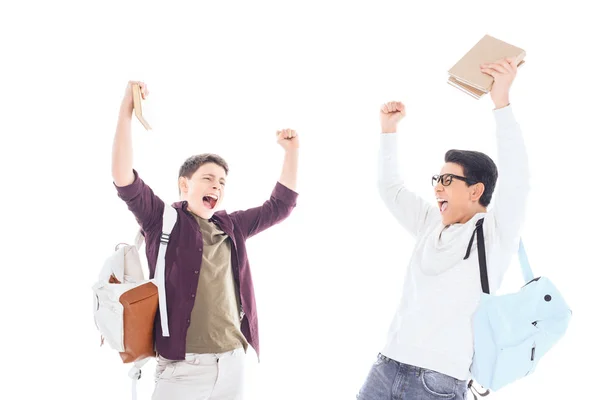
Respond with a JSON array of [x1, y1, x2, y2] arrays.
[[1, 1, 599, 399]]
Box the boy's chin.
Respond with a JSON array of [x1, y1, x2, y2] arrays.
[[192, 205, 216, 219], [441, 215, 456, 226], [200, 210, 216, 219]]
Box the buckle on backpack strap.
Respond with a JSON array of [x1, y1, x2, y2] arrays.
[[468, 379, 490, 398], [128, 366, 142, 380]]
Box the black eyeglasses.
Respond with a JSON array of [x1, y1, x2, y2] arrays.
[[431, 174, 473, 187]]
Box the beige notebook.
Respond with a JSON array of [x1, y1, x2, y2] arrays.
[[132, 83, 151, 130], [448, 34, 526, 98]]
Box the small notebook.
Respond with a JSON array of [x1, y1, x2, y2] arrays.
[[132, 83, 151, 130], [448, 34, 526, 99]]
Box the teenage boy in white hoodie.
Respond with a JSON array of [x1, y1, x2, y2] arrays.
[[357, 57, 529, 399]]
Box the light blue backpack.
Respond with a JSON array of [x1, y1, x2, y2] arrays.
[[464, 218, 572, 398]]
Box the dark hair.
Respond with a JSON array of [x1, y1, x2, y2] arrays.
[[178, 153, 229, 194], [444, 149, 498, 207]]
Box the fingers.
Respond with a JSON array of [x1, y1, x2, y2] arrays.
[[276, 128, 297, 139], [498, 59, 512, 73], [480, 67, 498, 78], [481, 62, 509, 75], [397, 102, 405, 114], [481, 57, 517, 77], [128, 80, 149, 99], [507, 57, 519, 73], [381, 101, 405, 114], [139, 82, 149, 99]]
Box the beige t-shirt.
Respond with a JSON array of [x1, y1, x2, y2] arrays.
[[185, 213, 248, 354]]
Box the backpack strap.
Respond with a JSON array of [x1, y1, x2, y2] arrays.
[[518, 239, 534, 283], [464, 218, 490, 294], [155, 204, 178, 337], [464, 219, 535, 292], [128, 357, 150, 400]]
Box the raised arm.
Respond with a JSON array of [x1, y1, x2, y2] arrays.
[[276, 129, 299, 192], [378, 102, 439, 237], [112, 81, 164, 234], [481, 58, 530, 245], [230, 129, 299, 239], [112, 81, 145, 187]]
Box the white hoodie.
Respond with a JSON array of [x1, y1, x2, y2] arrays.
[[377, 105, 530, 380]]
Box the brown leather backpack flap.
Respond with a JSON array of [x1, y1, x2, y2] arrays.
[[119, 282, 158, 363]]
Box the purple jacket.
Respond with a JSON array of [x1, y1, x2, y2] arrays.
[[115, 169, 298, 360]]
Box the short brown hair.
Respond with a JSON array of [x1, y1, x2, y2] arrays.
[[178, 153, 229, 179]]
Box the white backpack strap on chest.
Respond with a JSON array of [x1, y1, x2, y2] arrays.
[[155, 204, 177, 337]]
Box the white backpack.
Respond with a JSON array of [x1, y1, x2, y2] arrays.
[[92, 205, 177, 400]]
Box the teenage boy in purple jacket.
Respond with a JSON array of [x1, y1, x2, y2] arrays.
[[111, 81, 299, 400]]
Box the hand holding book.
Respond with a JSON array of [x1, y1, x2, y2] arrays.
[[447, 34, 525, 100], [480, 57, 518, 109]]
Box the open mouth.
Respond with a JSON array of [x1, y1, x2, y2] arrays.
[[437, 199, 448, 213], [203, 194, 219, 210]]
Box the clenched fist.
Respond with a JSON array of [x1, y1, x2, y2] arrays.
[[276, 129, 299, 151], [380, 101, 406, 134]]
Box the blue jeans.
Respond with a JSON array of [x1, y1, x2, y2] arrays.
[[357, 353, 468, 400]]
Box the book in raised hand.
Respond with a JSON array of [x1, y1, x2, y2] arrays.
[[448, 34, 526, 99], [132, 83, 151, 130]]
